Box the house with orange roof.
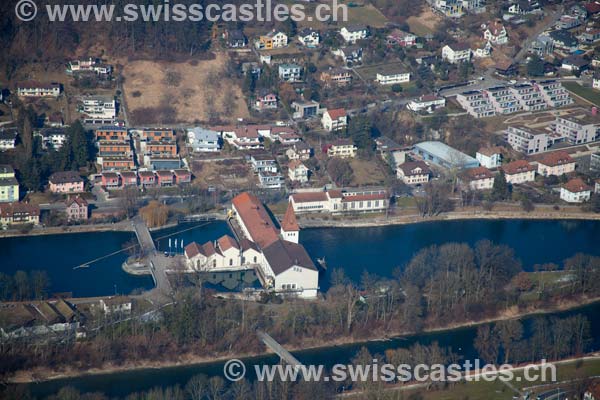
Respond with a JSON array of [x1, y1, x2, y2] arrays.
[[501, 160, 536, 184], [560, 178, 591, 203], [321, 108, 348, 132], [65, 196, 88, 221], [537, 151, 576, 177], [459, 167, 495, 191]]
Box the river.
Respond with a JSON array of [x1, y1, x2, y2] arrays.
[[1, 219, 599, 296]]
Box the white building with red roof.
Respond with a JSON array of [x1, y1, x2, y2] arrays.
[[321, 108, 348, 132], [483, 20, 508, 45], [289, 188, 389, 215], [280, 204, 300, 244], [560, 178, 591, 203]]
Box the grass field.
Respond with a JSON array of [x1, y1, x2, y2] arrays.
[[122, 54, 249, 125], [563, 82, 600, 108], [354, 61, 410, 81], [279, 0, 388, 30], [349, 158, 388, 186]]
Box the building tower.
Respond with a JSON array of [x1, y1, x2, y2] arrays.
[[280, 203, 300, 244]]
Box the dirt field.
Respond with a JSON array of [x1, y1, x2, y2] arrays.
[[407, 9, 441, 36], [349, 158, 388, 186], [191, 159, 255, 190], [121, 54, 249, 125]]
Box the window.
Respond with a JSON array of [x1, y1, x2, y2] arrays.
[[229, 259, 233, 266], [213, 260, 216, 268], [254, 256, 257, 263]]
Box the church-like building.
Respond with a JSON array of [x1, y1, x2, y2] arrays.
[[185, 192, 319, 298]]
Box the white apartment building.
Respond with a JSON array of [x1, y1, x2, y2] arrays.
[[505, 125, 550, 154], [534, 80, 573, 108], [17, 81, 61, 97], [554, 114, 599, 144], [441, 44, 472, 64], [81, 97, 117, 124], [327, 139, 357, 158], [456, 91, 496, 118], [407, 95, 446, 113], [485, 86, 522, 115], [375, 71, 410, 85], [460, 167, 495, 190], [278, 64, 302, 82], [509, 84, 547, 112]]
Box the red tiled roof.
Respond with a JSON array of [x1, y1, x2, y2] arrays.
[[0, 202, 40, 218], [217, 235, 239, 251], [66, 196, 88, 207], [281, 204, 299, 232], [585, 2, 600, 14], [563, 178, 591, 193], [463, 166, 494, 181], [291, 192, 329, 203], [501, 160, 535, 175], [185, 242, 202, 258], [539, 151, 574, 167], [326, 108, 347, 119], [288, 159, 305, 170], [231, 192, 279, 248]]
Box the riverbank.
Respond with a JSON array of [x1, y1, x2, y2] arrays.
[[0, 220, 135, 239], [9, 295, 600, 385], [298, 207, 600, 228]]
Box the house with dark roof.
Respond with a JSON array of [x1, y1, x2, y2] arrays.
[[48, 171, 84, 194]]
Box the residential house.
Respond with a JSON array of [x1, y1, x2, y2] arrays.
[[48, 171, 84, 194], [67, 58, 112, 76], [17, 81, 61, 97], [254, 92, 278, 111], [286, 141, 312, 160], [320, 68, 353, 87], [580, 29, 600, 44], [549, 30, 579, 52], [386, 30, 417, 47], [326, 139, 357, 158], [65, 196, 88, 221], [174, 169, 192, 184], [537, 151, 576, 176], [256, 30, 288, 49], [0, 129, 18, 151], [0, 202, 40, 226], [441, 43, 471, 64], [120, 171, 138, 186], [473, 41, 492, 58], [501, 160, 536, 184], [333, 46, 363, 65], [155, 170, 174, 187], [278, 64, 302, 82], [288, 160, 309, 183], [39, 128, 68, 150], [460, 167, 495, 190], [340, 25, 368, 44], [560, 178, 591, 203], [297, 29, 320, 47], [220, 126, 263, 150], [250, 152, 278, 174], [483, 20, 508, 45], [476, 146, 503, 168], [224, 29, 247, 47], [321, 108, 348, 132], [187, 127, 221, 152], [561, 56, 590, 73], [556, 15, 581, 30], [138, 171, 156, 187], [291, 100, 320, 119], [375, 70, 410, 85], [397, 161, 430, 185], [0, 165, 19, 203], [100, 297, 132, 314], [46, 112, 64, 127], [101, 172, 120, 189], [531, 35, 555, 57]]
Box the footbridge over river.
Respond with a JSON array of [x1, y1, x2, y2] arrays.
[[131, 216, 172, 296], [257, 330, 303, 367]]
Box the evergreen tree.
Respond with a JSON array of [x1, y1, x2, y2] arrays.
[[527, 55, 545, 77], [491, 170, 510, 201]]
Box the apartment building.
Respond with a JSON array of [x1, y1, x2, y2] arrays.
[[537, 151, 576, 177], [456, 91, 496, 118], [485, 86, 522, 115], [554, 114, 600, 144], [534, 80, 573, 108], [17, 81, 61, 97], [441, 43, 472, 64], [375, 70, 410, 85], [509, 84, 547, 112], [505, 125, 550, 154], [396, 161, 430, 185], [80, 97, 117, 125], [460, 167, 495, 190], [326, 139, 357, 158], [501, 160, 536, 184]]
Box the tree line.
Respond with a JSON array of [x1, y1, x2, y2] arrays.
[[0, 270, 50, 301]]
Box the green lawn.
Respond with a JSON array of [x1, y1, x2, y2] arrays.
[[562, 82, 600, 107]]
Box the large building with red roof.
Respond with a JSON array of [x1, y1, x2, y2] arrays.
[[289, 188, 389, 215], [184, 192, 319, 298]]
